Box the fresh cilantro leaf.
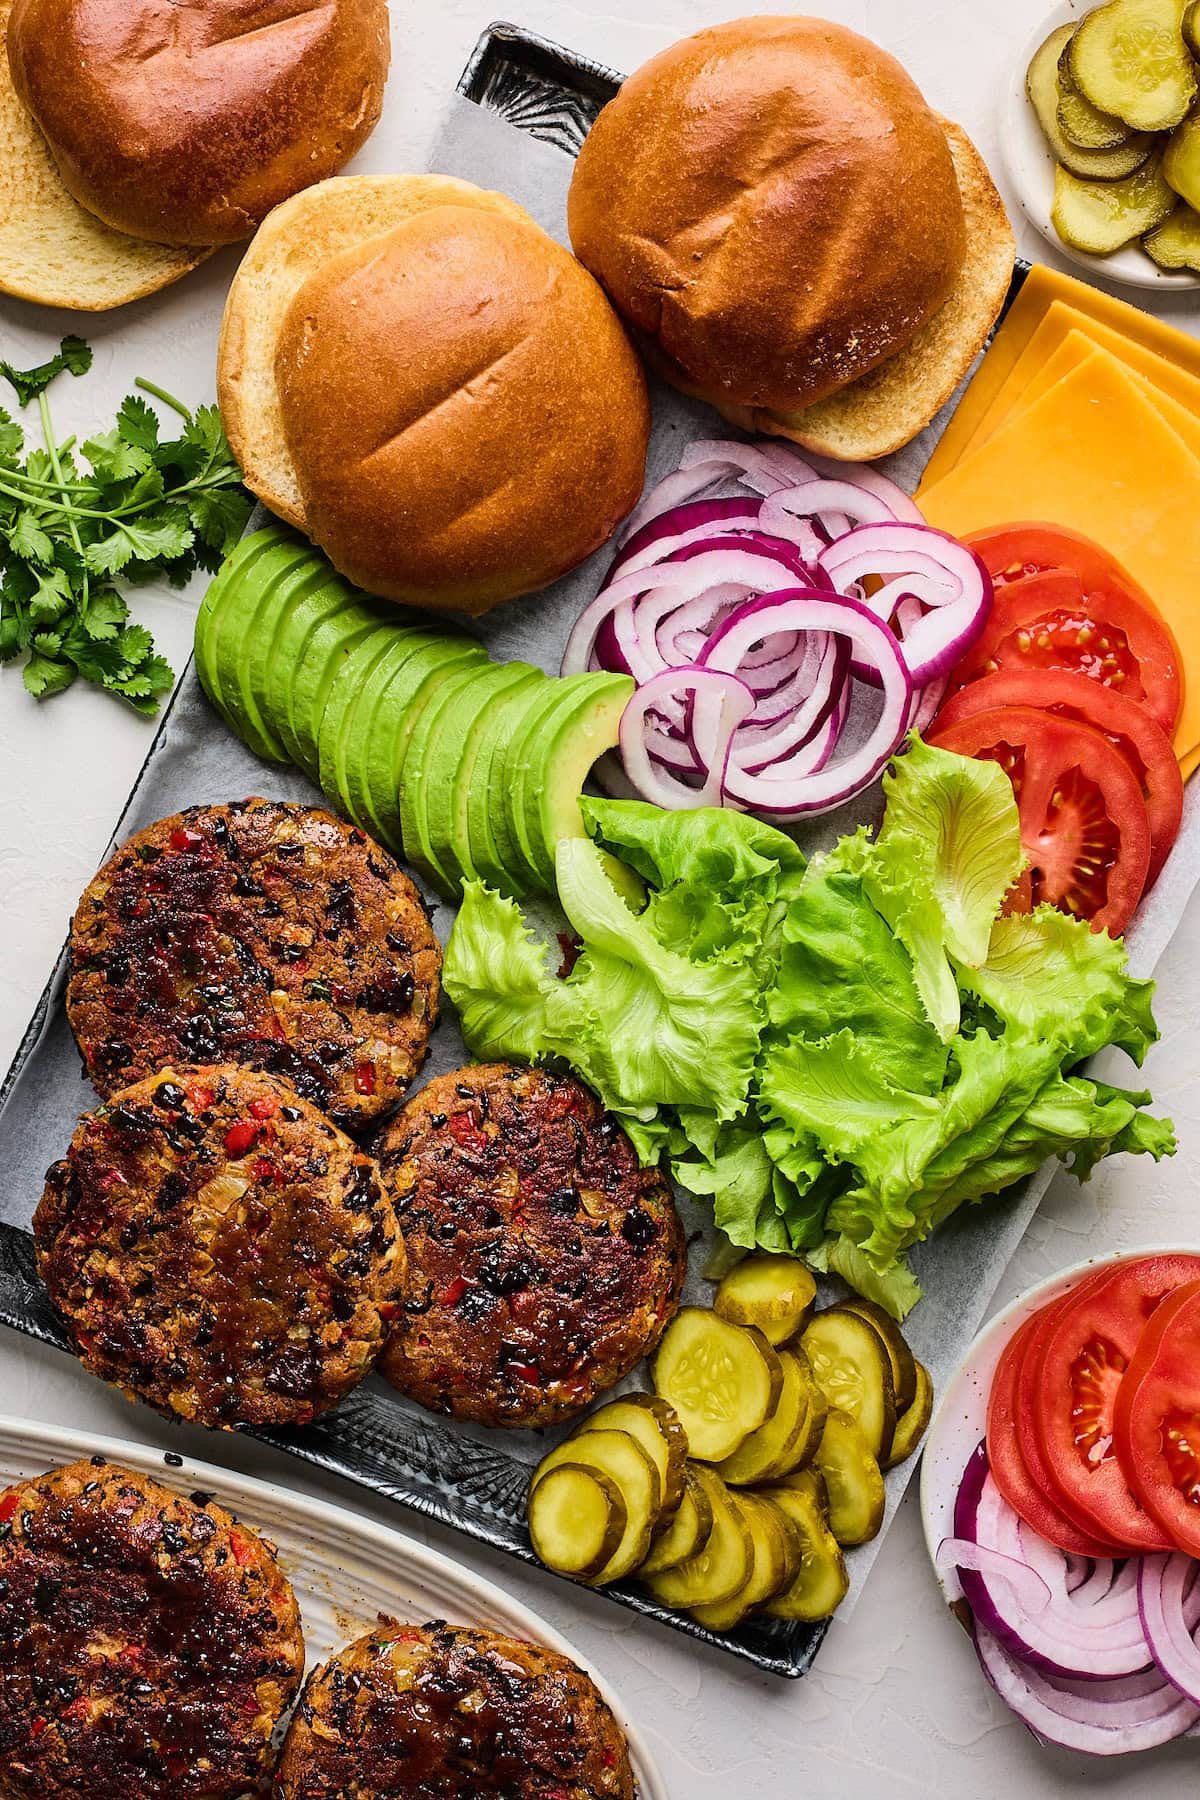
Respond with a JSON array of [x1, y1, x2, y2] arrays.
[[83, 429, 152, 483], [7, 510, 56, 565], [0, 336, 94, 407], [117, 393, 160, 451], [81, 589, 128, 639], [22, 653, 76, 698], [0, 410, 23, 463], [187, 486, 253, 550], [0, 612, 23, 660], [27, 568, 72, 625], [84, 513, 194, 576]]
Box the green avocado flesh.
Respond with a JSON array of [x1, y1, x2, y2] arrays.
[[464, 671, 549, 892], [194, 528, 292, 745], [364, 641, 487, 856]]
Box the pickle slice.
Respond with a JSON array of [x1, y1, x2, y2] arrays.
[[1029, 26, 1155, 176], [690, 1493, 792, 1631], [883, 1359, 934, 1469], [716, 1349, 816, 1486], [641, 1468, 753, 1610], [1057, 31, 1141, 147], [760, 1481, 850, 1623], [838, 1297, 917, 1414], [801, 1310, 896, 1462], [652, 1309, 783, 1462], [789, 1347, 829, 1468], [527, 1464, 627, 1582], [1052, 154, 1177, 253], [1186, 0, 1200, 56], [576, 1394, 688, 1524], [640, 1467, 715, 1575], [1068, 0, 1197, 132], [810, 1408, 887, 1547], [1164, 110, 1200, 207], [713, 1253, 817, 1346], [531, 1428, 661, 1584]]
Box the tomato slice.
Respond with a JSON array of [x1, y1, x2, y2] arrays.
[[986, 1312, 1122, 1555], [954, 531, 1183, 742], [1112, 1278, 1200, 1556], [1030, 1256, 1200, 1552], [931, 669, 1183, 889], [927, 706, 1151, 935]]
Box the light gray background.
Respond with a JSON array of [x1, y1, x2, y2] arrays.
[[3, 2, 1200, 1793]]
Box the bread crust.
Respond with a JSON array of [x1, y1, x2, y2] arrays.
[[567, 14, 967, 415], [7, 0, 389, 246], [271, 200, 650, 614]]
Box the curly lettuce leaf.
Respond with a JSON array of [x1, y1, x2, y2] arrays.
[[809, 1234, 924, 1322]]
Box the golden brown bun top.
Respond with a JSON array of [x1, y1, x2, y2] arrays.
[[274, 201, 651, 616], [567, 14, 967, 414], [6, 0, 389, 246]]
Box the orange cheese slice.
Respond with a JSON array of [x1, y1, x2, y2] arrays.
[[917, 355, 1200, 770], [979, 337, 1200, 464], [921, 265, 1200, 487]]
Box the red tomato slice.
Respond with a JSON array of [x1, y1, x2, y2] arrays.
[[932, 669, 1183, 889], [986, 1312, 1122, 1555], [1031, 1256, 1200, 1552], [1113, 1278, 1200, 1557], [926, 706, 1151, 935], [953, 532, 1183, 742]]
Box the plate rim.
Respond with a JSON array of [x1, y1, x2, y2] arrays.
[[918, 1239, 1200, 1604], [0, 1411, 669, 1800], [1000, 0, 1198, 292]]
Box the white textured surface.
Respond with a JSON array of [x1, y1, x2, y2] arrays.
[[3, 2, 1200, 1794]]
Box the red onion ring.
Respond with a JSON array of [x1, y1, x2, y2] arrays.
[[619, 668, 755, 808]]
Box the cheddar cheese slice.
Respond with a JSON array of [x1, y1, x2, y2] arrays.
[[921, 265, 1200, 487], [980, 338, 1200, 464], [918, 355, 1200, 769]]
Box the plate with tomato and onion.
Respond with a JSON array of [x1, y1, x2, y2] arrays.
[[921, 1247, 1200, 1757], [926, 522, 1185, 939]]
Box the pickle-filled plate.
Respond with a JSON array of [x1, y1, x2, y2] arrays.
[[1003, 1, 1199, 289]]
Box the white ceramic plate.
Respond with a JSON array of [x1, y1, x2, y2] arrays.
[[1002, 1, 1197, 291], [919, 1243, 1200, 1605], [0, 1415, 667, 1800]]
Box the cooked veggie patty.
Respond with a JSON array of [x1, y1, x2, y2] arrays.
[[0, 1457, 304, 1800], [66, 798, 440, 1131], [376, 1064, 686, 1428], [35, 1065, 403, 1429], [275, 1620, 634, 1799]]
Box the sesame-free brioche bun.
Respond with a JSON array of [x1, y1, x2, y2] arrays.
[[0, 0, 209, 309], [6, 0, 389, 247], [218, 174, 651, 616], [568, 15, 1013, 459]]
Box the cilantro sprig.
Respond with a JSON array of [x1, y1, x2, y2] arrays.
[[0, 338, 253, 714]]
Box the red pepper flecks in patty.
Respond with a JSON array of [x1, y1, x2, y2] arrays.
[[66, 799, 440, 1131], [376, 1064, 686, 1430]]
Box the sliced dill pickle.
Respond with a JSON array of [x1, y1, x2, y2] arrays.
[[652, 1309, 783, 1462], [883, 1360, 934, 1469], [690, 1492, 792, 1631], [1056, 31, 1141, 147], [527, 1464, 626, 1581], [1164, 109, 1200, 207], [713, 1253, 817, 1346], [716, 1349, 814, 1486], [811, 1408, 887, 1547], [1145, 198, 1200, 263], [788, 1346, 829, 1469], [838, 1297, 917, 1414], [1030, 25, 1155, 176], [760, 1480, 849, 1622], [639, 1467, 715, 1575], [1068, 0, 1197, 132], [641, 1467, 752, 1610], [531, 1428, 661, 1584], [801, 1310, 896, 1462], [1052, 155, 1177, 253], [576, 1394, 688, 1524], [1186, 0, 1200, 56]]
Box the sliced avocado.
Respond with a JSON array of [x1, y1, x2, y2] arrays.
[[240, 551, 354, 765], [214, 535, 323, 763], [318, 625, 420, 815], [516, 673, 635, 888], [362, 639, 487, 855], [339, 629, 464, 834], [490, 680, 574, 894], [397, 661, 492, 891], [441, 664, 544, 889], [414, 661, 542, 895], [465, 671, 550, 892], [194, 528, 292, 735], [288, 599, 397, 783], [261, 577, 361, 766]]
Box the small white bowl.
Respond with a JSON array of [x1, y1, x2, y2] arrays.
[[1002, 1, 1197, 292], [919, 1242, 1200, 1604]]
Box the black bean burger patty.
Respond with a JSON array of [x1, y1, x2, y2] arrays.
[[34, 1065, 403, 1430], [66, 798, 440, 1131], [275, 1620, 635, 1800], [0, 1457, 304, 1800], [376, 1064, 686, 1429]]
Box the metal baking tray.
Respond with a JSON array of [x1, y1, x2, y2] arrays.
[[0, 22, 1181, 1682]]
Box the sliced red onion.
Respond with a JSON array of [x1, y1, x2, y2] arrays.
[[907, 674, 947, 737], [678, 437, 815, 495], [817, 523, 993, 687], [804, 451, 927, 524], [619, 669, 755, 808], [974, 1624, 1199, 1755], [760, 483, 899, 546], [610, 497, 764, 581], [936, 1538, 1051, 1616], [1139, 1555, 1200, 1705]]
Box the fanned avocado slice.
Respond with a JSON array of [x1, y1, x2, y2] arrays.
[[464, 670, 549, 893], [195, 528, 299, 750], [362, 640, 487, 857], [339, 629, 464, 835], [288, 600, 398, 783], [318, 626, 418, 812]]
